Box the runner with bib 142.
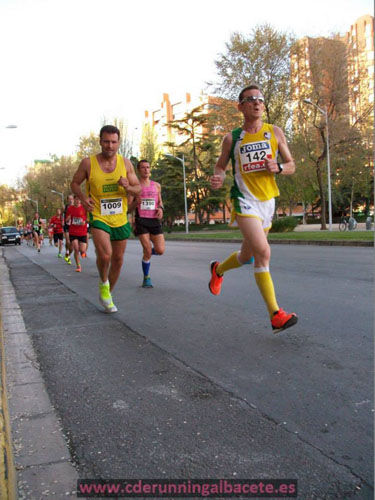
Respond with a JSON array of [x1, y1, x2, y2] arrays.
[[209, 84, 298, 333]]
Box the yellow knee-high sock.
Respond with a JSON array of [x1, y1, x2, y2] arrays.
[[254, 267, 279, 318], [216, 251, 242, 275]]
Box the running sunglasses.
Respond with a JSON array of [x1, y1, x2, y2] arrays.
[[240, 96, 265, 104]]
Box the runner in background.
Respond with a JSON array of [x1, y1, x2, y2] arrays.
[[128, 159, 165, 288], [65, 195, 88, 273], [48, 220, 54, 245], [63, 194, 74, 264], [32, 212, 42, 253], [25, 222, 33, 246], [49, 208, 64, 258]]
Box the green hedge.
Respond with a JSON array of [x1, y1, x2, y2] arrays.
[[270, 216, 298, 233]]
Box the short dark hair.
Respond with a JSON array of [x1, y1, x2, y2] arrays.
[[100, 125, 120, 140], [239, 84, 261, 103], [137, 159, 149, 168]]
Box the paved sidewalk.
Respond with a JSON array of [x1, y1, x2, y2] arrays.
[[0, 254, 79, 499]]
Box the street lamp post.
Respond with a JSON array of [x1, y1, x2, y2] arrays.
[[26, 196, 39, 214], [303, 99, 333, 231], [165, 154, 189, 234], [51, 189, 64, 206]]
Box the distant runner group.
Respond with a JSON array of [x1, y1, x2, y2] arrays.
[[22, 196, 89, 271], [21, 84, 298, 333]]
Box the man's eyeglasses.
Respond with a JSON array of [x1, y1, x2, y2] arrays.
[[240, 96, 265, 104]]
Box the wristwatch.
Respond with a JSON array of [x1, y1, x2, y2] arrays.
[[276, 163, 284, 174]]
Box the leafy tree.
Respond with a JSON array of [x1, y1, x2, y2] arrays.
[[166, 104, 227, 223], [151, 155, 187, 230], [166, 104, 207, 223], [139, 123, 160, 166], [293, 35, 371, 227], [332, 132, 372, 217], [0, 184, 18, 225], [213, 24, 295, 128], [18, 154, 79, 221], [76, 132, 99, 162], [112, 118, 134, 158]]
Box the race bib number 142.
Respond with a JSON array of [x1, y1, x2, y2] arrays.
[[240, 141, 272, 173]]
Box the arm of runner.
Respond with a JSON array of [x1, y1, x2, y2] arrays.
[[71, 158, 95, 212], [264, 126, 296, 175], [210, 133, 232, 189], [118, 158, 141, 196], [65, 207, 72, 224], [127, 193, 142, 212], [155, 182, 164, 220]]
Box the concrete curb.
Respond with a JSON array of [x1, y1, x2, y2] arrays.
[[0, 254, 79, 499], [0, 305, 17, 499]]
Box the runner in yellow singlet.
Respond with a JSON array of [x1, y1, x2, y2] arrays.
[[209, 84, 298, 333], [71, 125, 141, 313]]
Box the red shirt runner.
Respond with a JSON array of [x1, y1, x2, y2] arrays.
[[66, 205, 87, 237], [50, 215, 63, 234]]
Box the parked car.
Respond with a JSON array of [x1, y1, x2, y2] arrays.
[[0, 226, 21, 245]]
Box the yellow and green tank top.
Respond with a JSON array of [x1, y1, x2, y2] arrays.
[[87, 154, 128, 228], [230, 124, 280, 202]]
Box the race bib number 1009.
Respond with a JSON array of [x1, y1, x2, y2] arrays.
[[240, 141, 272, 173], [100, 198, 123, 216]]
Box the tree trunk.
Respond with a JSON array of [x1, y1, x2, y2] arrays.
[[349, 183, 354, 218]]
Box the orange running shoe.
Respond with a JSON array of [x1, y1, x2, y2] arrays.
[[81, 252, 87, 258], [76, 266, 81, 273], [208, 261, 224, 296], [271, 308, 298, 333]]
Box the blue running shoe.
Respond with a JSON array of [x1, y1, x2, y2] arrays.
[[142, 276, 153, 288]]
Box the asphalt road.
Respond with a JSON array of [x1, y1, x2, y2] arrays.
[[2, 240, 374, 498]]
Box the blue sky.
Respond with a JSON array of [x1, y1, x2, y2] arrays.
[[0, 0, 373, 185]]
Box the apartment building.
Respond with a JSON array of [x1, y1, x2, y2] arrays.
[[291, 14, 374, 128], [344, 14, 374, 127]]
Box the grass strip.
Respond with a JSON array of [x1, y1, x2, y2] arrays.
[[164, 230, 374, 242]]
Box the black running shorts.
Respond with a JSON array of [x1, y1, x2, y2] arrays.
[[53, 233, 64, 243], [69, 235, 87, 243], [134, 217, 163, 236]]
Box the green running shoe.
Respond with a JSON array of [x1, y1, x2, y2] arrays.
[[99, 282, 118, 313]]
